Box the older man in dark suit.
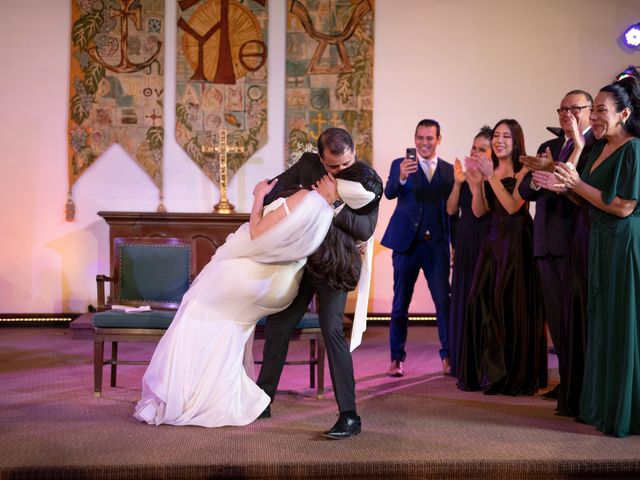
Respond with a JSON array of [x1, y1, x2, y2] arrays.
[[256, 127, 379, 439], [381, 118, 454, 378], [519, 89, 595, 399]]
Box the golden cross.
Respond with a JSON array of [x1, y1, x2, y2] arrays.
[[202, 129, 245, 214], [309, 112, 327, 141]]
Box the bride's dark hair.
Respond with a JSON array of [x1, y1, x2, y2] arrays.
[[306, 161, 382, 291], [306, 227, 362, 291]]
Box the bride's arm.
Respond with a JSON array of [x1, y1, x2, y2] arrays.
[[249, 181, 312, 239], [250, 179, 280, 239]]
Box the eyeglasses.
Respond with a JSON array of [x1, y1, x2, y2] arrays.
[[556, 105, 592, 114]]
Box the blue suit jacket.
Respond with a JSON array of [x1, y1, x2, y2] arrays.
[[519, 130, 595, 257], [381, 157, 454, 253]]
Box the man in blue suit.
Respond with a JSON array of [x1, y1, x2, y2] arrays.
[[381, 118, 454, 377]]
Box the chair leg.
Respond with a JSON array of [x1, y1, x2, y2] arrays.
[[317, 336, 325, 400], [110, 342, 118, 387], [94, 335, 104, 398], [309, 338, 316, 389]]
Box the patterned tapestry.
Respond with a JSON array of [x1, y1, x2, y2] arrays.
[[285, 0, 374, 167], [67, 0, 165, 220], [175, 0, 268, 187]]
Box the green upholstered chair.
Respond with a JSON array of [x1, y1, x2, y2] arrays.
[[254, 312, 326, 399], [92, 237, 331, 400], [92, 237, 193, 397]]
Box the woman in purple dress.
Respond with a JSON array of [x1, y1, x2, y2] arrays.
[[458, 119, 547, 395]]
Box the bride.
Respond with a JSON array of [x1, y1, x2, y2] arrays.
[[134, 163, 380, 427]]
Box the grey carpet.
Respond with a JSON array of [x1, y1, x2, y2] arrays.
[[0, 326, 639, 479]]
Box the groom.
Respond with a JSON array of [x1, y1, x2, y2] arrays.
[[257, 127, 378, 439]]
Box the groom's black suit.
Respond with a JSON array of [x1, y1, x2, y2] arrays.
[[257, 152, 378, 413]]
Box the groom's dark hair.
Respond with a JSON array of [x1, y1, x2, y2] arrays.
[[317, 127, 354, 158]]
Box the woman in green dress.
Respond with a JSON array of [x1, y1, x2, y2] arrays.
[[554, 76, 640, 437]]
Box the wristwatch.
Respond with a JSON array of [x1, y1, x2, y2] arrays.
[[332, 199, 343, 209]]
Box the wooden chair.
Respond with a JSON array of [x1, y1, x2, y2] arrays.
[[92, 237, 193, 397], [254, 312, 326, 399]]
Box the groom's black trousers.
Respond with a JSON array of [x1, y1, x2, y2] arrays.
[[256, 268, 356, 413]]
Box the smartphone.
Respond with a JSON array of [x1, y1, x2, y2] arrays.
[[406, 147, 417, 161]]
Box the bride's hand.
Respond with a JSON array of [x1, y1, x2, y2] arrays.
[[253, 178, 277, 199], [312, 173, 339, 205]]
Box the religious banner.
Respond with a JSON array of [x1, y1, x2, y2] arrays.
[[285, 0, 374, 167], [175, 0, 268, 191], [67, 0, 165, 220]]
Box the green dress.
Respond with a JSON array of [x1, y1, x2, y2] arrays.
[[579, 137, 640, 437]]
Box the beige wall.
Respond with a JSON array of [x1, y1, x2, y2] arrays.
[[0, 0, 638, 314]]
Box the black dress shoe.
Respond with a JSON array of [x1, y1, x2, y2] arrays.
[[257, 405, 271, 419], [541, 385, 560, 400], [323, 413, 361, 439]]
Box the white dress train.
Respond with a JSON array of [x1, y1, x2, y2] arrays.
[[134, 192, 333, 427]]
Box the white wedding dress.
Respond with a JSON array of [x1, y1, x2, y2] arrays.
[[134, 191, 333, 427]]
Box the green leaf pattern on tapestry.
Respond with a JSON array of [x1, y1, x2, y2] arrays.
[[72, 147, 97, 176], [228, 110, 267, 171], [146, 126, 164, 151], [176, 103, 191, 132], [287, 129, 310, 156], [83, 61, 105, 95], [72, 11, 103, 49], [70, 94, 91, 125], [185, 137, 207, 170]]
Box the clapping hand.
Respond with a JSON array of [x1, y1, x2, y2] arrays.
[[532, 170, 567, 193], [453, 158, 466, 183], [464, 156, 484, 186], [553, 162, 580, 190], [567, 115, 585, 155], [476, 155, 494, 179], [520, 147, 555, 172]]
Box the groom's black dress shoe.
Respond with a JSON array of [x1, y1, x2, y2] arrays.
[[257, 405, 271, 419], [323, 413, 361, 439]]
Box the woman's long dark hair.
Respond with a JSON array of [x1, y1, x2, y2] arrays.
[[306, 227, 362, 291], [306, 161, 382, 291]]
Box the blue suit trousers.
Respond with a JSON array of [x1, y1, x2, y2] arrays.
[[390, 238, 451, 361]]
